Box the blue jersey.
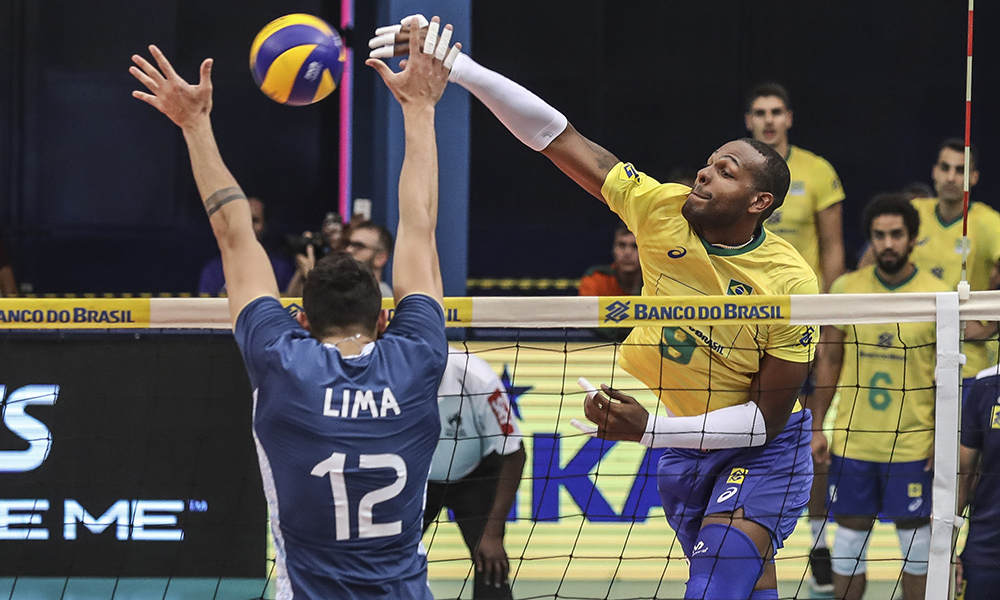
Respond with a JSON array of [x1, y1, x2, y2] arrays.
[[961, 365, 1000, 569], [235, 294, 447, 599]]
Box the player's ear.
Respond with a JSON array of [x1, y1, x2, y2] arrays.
[[376, 309, 389, 338], [296, 310, 312, 332], [749, 192, 774, 217], [970, 169, 980, 187], [786, 109, 793, 129], [744, 112, 753, 132]]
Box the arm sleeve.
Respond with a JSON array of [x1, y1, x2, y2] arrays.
[[813, 158, 845, 213], [600, 163, 687, 236], [383, 294, 448, 366], [233, 296, 300, 387], [764, 276, 820, 363]]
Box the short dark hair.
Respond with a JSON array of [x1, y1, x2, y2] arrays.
[[738, 137, 791, 222], [302, 253, 382, 337], [746, 83, 791, 113], [862, 192, 921, 241], [350, 220, 394, 255], [939, 138, 977, 171], [614, 223, 632, 239]]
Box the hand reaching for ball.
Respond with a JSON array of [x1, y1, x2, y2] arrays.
[[130, 45, 213, 130]]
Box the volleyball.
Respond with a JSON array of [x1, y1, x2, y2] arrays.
[[249, 14, 345, 106]]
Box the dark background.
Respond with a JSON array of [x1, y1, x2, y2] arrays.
[[0, 333, 264, 576], [1, 1, 997, 293]]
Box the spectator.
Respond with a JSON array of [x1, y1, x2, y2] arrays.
[[578, 224, 641, 296], [809, 194, 949, 600], [426, 349, 526, 599], [284, 212, 345, 297], [345, 220, 394, 297], [197, 196, 293, 295]]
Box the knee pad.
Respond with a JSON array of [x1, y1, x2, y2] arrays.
[[898, 524, 930, 576], [685, 524, 764, 600], [832, 526, 871, 576]]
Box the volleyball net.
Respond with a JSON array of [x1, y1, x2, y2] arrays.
[[0, 292, 997, 599]]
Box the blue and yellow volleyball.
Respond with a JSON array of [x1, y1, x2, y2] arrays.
[[250, 14, 345, 106]]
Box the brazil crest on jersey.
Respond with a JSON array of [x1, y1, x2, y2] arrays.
[[602, 162, 818, 417], [829, 266, 948, 462], [235, 294, 447, 600], [763, 145, 844, 290], [910, 198, 1000, 376]]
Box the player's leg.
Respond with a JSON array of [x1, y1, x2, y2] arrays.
[[802, 376, 834, 593], [828, 454, 880, 600], [684, 410, 814, 599], [423, 481, 448, 533], [882, 458, 933, 600], [448, 455, 512, 600]]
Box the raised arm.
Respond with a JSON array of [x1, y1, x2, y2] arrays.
[[370, 22, 618, 201], [130, 46, 277, 325], [367, 17, 456, 305]]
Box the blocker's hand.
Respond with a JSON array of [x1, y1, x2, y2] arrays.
[[473, 531, 509, 589], [368, 14, 429, 59], [130, 45, 213, 129], [365, 16, 461, 108], [571, 377, 647, 443]]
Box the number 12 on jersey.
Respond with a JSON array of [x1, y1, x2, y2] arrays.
[[311, 452, 407, 540]]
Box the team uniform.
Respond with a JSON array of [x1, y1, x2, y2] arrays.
[[958, 365, 1000, 600], [910, 198, 1000, 379], [425, 349, 523, 599], [235, 294, 448, 600], [763, 145, 844, 290], [826, 266, 947, 519], [602, 162, 818, 557]]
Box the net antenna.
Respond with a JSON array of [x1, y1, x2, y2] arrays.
[[958, 0, 974, 297]]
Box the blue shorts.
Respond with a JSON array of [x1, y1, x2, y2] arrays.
[[656, 410, 813, 556], [828, 455, 932, 519]]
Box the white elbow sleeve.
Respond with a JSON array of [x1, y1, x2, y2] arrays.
[[448, 53, 567, 151], [639, 402, 769, 450]]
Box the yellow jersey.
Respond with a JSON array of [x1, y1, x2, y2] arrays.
[[829, 266, 948, 462], [910, 198, 1000, 376], [763, 145, 844, 290], [602, 162, 818, 417]]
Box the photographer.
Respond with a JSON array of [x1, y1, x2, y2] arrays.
[[285, 217, 393, 298]]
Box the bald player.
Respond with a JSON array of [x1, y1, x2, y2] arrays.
[[371, 24, 817, 600]]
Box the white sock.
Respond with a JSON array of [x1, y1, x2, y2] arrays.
[[811, 518, 828, 550]]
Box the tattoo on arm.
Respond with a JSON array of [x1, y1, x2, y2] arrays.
[[586, 139, 619, 171], [204, 187, 246, 217]]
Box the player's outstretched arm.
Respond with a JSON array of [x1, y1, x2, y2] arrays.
[[130, 46, 278, 325], [369, 20, 618, 202], [367, 17, 456, 306], [749, 353, 811, 442]]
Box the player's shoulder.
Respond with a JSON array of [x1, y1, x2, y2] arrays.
[[970, 201, 1000, 221], [975, 363, 1000, 381], [910, 267, 954, 292], [910, 197, 938, 214], [832, 266, 874, 293], [788, 145, 836, 170], [757, 229, 816, 283], [604, 162, 688, 201]]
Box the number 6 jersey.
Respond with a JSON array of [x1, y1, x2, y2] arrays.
[[235, 294, 447, 599]]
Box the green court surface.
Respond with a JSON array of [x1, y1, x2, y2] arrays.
[[0, 578, 905, 599]]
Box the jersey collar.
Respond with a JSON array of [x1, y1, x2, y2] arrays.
[[874, 266, 918, 291], [935, 202, 967, 228], [701, 227, 768, 256]]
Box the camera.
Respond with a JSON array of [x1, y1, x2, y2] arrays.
[[286, 231, 327, 256]]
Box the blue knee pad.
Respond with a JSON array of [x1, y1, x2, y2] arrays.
[[685, 524, 765, 600]]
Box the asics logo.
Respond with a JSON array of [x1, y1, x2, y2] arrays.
[[716, 486, 739, 504], [692, 541, 709, 556], [667, 248, 687, 259]]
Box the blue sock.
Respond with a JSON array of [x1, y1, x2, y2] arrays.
[[685, 524, 764, 599]]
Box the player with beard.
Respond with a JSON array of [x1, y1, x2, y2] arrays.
[[809, 194, 949, 600]]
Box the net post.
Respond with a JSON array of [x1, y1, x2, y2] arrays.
[[927, 292, 963, 600]]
